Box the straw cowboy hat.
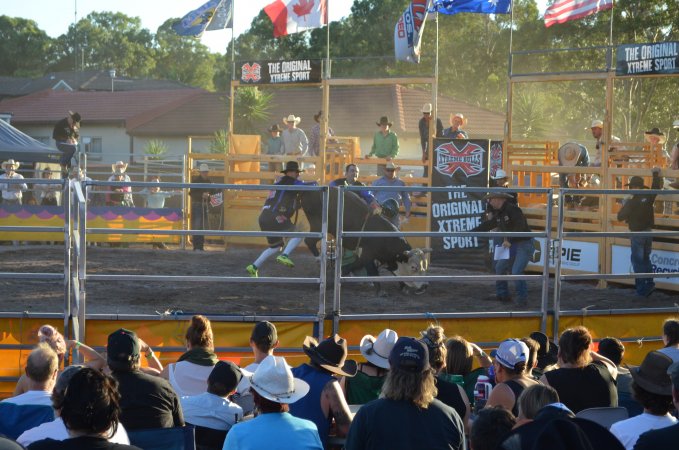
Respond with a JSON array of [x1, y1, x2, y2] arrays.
[[558, 142, 586, 166], [111, 161, 128, 174], [644, 127, 666, 144], [451, 113, 468, 126], [590, 119, 604, 129], [303, 335, 358, 377], [198, 163, 210, 172], [376, 116, 393, 127], [421, 103, 433, 114], [1, 159, 20, 171], [360, 329, 399, 370], [385, 161, 401, 171], [283, 114, 301, 125], [240, 355, 310, 404]]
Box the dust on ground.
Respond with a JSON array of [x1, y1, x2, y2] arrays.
[[0, 244, 675, 316]]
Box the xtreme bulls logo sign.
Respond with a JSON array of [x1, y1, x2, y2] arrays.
[[434, 141, 485, 178], [241, 63, 261, 82]]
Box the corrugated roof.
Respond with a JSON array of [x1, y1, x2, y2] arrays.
[[0, 88, 204, 125]]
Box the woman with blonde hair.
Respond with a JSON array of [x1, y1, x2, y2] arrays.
[[13, 324, 105, 396], [160, 315, 218, 396]]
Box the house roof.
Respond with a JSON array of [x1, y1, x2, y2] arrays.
[[0, 71, 192, 98], [0, 88, 205, 126], [258, 84, 505, 138]]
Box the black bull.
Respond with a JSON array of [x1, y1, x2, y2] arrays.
[[298, 189, 429, 294]]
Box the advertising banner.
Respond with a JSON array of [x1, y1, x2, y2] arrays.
[[611, 245, 679, 285], [430, 138, 489, 268], [616, 41, 679, 76], [527, 239, 599, 273], [238, 59, 322, 84]]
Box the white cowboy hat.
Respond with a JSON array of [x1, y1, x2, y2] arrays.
[[385, 161, 401, 171], [111, 161, 128, 174], [491, 169, 508, 180], [421, 103, 433, 114], [360, 329, 399, 369], [1, 159, 20, 171], [283, 114, 301, 125], [240, 355, 309, 404], [199, 163, 209, 172], [451, 113, 468, 126], [673, 119, 679, 129]]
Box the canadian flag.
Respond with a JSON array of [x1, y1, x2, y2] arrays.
[[264, 0, 328, 37]]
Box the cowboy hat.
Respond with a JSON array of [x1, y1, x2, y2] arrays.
[[198, 163, 210, 172], [376, 116, 392, 127], [590, 119, 603, 129], [451, 113, 468, 126], [1, 159, 20, 171], [303, 335, 358, 377], [558, 142, 586, 167], [360, 329, 399, 369], [673, 119, 679, 129], [69, 111, 81, 123], [625, 176, 648, 189], [268, 124, 282, 133], [111, 161, 128, 174], [628, 351, 674, 396], [644, 127, 666, 144], [421, 103, 433, 114], [283, 114, 301, 124], [281, 161, 304, 173], [313, 111, 324, 122], [491, 169, 508, 180], [484, 192, 514, 201], [385, 161, 400, 171], [240, 355, 310, 404]]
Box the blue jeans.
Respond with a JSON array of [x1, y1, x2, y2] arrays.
[[191, 203, 207, 250], [495, 239, 533, 300], [56, 142, 77, 168], [630, 235, 654, 295]]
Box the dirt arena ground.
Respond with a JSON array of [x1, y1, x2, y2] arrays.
[[1, 243, 677, 317]]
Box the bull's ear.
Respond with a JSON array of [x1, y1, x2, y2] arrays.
[[403, 250, 412, 258], [421, 248, 433, 253]]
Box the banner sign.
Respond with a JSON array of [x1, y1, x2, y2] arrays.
[[238, 59, 322, 84], [612, 245, 679, 285], [527, 239, 599, 273], [430, 139, 489, 268], [616, 41, 679, 76], [489, 140, 503, 178]]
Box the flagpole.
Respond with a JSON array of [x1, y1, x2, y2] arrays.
[[326, 0, 330, 79], [608, 2, 614, 47], [508, 0, 514, 57]]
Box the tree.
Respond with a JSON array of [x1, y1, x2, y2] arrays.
[[154, 19, 217, 90], [50, 12, 156, 77], [233, 87, 274, 135], [0, 16, 54, 76]]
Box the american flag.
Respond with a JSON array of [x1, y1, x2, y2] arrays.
[[544, 0, 613, 28]]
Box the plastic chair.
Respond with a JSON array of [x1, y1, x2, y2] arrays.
[[575, 406, 629, 429], [0, 402, 55, 440], [127, 425, 196, 450]]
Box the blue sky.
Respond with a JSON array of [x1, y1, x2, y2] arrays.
[[3, 0, 550, 54]]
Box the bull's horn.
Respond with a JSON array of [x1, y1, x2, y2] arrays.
[[421, 247, 433, 253], [403, 250, 412, 257]]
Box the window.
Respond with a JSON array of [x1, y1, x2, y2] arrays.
[[83, 137, 103, 160]]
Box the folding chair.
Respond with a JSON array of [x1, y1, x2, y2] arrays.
[[127, 425, 196, 450], [575, 406, 629, 429], [0, 402, 55, 440]]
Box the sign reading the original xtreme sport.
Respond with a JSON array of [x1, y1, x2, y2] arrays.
[[238, 59, 322, 84], [616, 41, 679, 76], [429, 138, 490, 270]]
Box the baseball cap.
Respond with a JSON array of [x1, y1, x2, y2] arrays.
[[107, 328, 140, 362], [251, 321, 277, 347], [208, 361, 243, 393], [388, 337, 430, 372], [491, 338, 529, 370]]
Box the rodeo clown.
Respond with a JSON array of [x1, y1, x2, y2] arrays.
[[246, 161, 317, 277]]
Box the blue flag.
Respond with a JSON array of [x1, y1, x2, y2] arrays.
[[172, 0, 226, 37], [431, 0, 511, 15], [206, 0, 233, 31]]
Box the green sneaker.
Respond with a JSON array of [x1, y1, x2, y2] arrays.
[[276, 254, 295, 268], [246, 264, 258, 277]]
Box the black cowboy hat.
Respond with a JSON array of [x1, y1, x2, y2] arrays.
[[303, 335, 357, 377], [268, 124, 282, 132], [625, 176, 648, 189], [281, 161, 304, 173], [69, 111, 81, 123], [313, 111, 324, 122], [376, 116, 393, 127]]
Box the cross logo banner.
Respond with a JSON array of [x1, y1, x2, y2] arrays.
[[241, 63, 262, 82], [435, 141, 485, 178]]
